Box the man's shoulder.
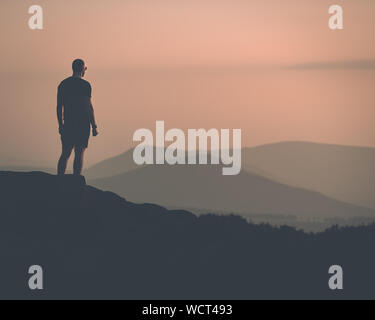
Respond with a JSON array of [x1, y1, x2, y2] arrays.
[[58, 77, 72, 89], [59, 77, 91, 88], [77, 78, 91, 87]]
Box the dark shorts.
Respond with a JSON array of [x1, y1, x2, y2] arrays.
[[61, 126, 90, 149]]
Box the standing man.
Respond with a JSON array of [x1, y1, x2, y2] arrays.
[[57, 59, 98, 176]]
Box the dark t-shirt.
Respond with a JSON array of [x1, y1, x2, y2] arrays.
[[58, 77, 92, 129]]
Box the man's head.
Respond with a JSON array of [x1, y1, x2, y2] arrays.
[[72, 59, 87, 77]]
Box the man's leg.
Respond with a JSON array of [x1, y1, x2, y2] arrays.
[[58, 143, 74, 175], [73, 147, 86, 176]]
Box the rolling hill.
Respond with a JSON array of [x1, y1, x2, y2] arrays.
[[1, 171, 375, 299], [89, 164, 375, 219], [0, 165, 55, 174], [242, 141, 375, 209], [84, 148, 140, 179], [86, 142, 375, 212]]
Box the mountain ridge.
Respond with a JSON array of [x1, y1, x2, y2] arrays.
[[1, 170, 375, 299], [89, 164, 375, 220], [84, 141, 375, 212]]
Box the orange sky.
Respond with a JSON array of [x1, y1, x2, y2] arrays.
[[2, 0, 375, 69], [0, 0, 374, 166]]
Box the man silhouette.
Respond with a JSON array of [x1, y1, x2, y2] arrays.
[[57, 59, 98, 175]]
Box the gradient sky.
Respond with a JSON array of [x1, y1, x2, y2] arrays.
[[0, 0, 374, 166]]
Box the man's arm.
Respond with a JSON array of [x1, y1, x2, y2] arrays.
[[88, 97, 98, 136], [57, 88, 64, 134]]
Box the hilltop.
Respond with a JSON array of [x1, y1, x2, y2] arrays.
[[0, 171, 374, 299]]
